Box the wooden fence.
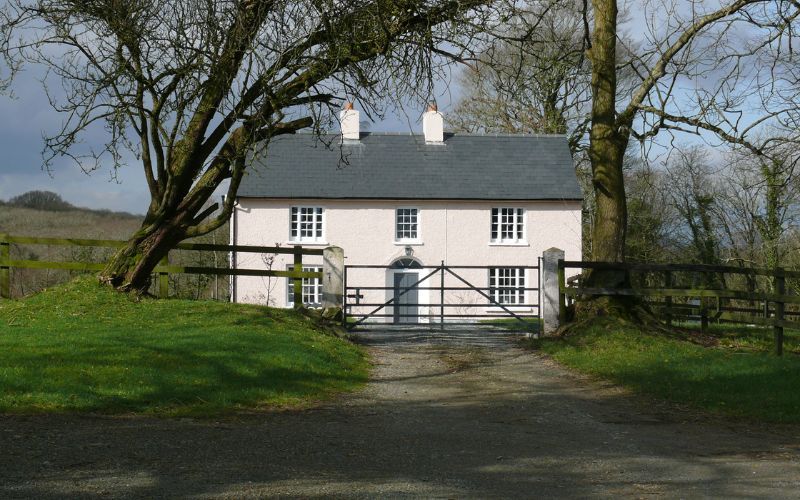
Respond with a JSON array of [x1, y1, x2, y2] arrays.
[[0, 233, 323, 307], [558, 260, 800, 355]]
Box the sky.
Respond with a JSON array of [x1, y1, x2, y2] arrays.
[[0, 0, 765, 215], [0, 64, 153, 214], [0, 68, 461, 214]]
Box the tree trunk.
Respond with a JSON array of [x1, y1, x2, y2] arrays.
[[586, 0, 629, 289], [568, 0, 656, 324], [99, 214, 186, 294], [762, 158, 783, 273]]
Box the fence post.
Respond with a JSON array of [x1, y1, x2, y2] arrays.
[[558, 264, 566, 323], [293, 246, 303, 309], [542, 247, 565, 335], [664, 271, 672, 327], [158, 254, 169, 298], [440, 260, 445, 331], [322, 246, 344, 310], [774, 268, 785, 356], [700, 298, 708, 332], [0, 233, 9, 299]]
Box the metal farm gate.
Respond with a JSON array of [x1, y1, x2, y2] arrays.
[[343, 260, 541, 332]]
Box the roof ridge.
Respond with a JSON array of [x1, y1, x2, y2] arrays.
[[242, 132, 583, 201], [287, 131, 569, 139]]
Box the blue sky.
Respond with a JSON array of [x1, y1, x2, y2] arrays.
[[0, 71, 461, 214], [0, 1, 754, 215]]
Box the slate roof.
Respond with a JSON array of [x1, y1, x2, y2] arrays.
[[239, 132, 582, 201]]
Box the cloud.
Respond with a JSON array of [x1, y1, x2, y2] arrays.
[[0, 164, 150, 214], [0, 56, 465, 213]]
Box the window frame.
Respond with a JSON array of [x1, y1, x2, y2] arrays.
[[286, 265, 323, 307], [488, 267, 527, 306], [490, 207, 527, 245], [289, 206, 326, 244], [394, 207, 421, 243]]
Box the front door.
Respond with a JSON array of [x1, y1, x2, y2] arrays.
[[393, 272, 419, 324]]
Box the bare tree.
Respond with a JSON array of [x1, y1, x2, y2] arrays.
[[719, 144, 800, 271], [448, 0, 593, 152], [0, 0, 489, 293], [624, 159, 679, 263], [582, 0, 800, 308], [662, 146, 732, 290], [448, 0, 630, 261], [452, 0, 799, 311]]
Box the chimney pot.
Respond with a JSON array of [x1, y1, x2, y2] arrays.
[[422, 106, 444, 143], [339, 104, 359, 140]]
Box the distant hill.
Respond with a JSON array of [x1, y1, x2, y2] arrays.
[[0, 198, 145, 297], [0, 205, 143, 239], [0, 199, 228, 300], [1, 190, 141, 219]]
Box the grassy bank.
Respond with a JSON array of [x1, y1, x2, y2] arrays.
[[684, 322, 800, 354], [528, 318, 800, 422], [0, 277, 368, 416], [481, 318, 542, 333]]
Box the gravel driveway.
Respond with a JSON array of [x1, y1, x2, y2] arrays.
[[2, 328, 799, 498]]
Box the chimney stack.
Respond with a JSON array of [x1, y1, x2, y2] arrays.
[[422, 104, 444, 143], [339, 102, 360, 140]]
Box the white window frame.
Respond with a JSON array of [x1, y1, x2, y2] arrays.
[[394, 207, 421, 243], [287, 265, 322, 307], [490, 207, 526, 245], [289, 206, 325, 244], [488, 267, 527, 306]]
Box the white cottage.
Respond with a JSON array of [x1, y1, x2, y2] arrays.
[[230, 106, 582, 325]]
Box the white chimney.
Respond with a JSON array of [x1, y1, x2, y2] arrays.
[[339, 102, 360, 140], [422, 104, 444, 143]]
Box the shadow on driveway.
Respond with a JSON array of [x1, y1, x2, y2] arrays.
[[2, 332, 799, 498]]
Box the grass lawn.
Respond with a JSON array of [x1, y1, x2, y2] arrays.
[[0, 277, 368, 416], [682, 321, 800, 354], [480, 318, 542, 333], [527, 318, 800, 423]]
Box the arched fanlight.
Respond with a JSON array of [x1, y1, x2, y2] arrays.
[[391, 257, 421, 269]]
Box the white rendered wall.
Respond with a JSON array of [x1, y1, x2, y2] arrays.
[[231, 199, 582, 319]]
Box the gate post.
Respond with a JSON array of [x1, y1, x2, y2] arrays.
[[322, 246, 345, 310], [0, 233, 9, 300], [542, 247, 565, 335]]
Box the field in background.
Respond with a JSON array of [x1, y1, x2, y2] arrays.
[[0, 205, 229, 299], [0, 205, 142, 238]]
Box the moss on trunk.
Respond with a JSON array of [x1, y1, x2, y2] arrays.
[[99, 217, 185, 294]]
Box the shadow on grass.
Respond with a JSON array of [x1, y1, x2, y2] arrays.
[[0, 332, 367, 415], [531, 320, 800, 423], [0, 280, 367, 416], [1, 345, 798, 499]]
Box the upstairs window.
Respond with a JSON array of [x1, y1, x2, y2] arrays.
[[287, 266, 322, 307], [290, 206, 324, 243], [488, 268, 526, 305], [395, 208, 419, 241], [491, 208, 525, 243]]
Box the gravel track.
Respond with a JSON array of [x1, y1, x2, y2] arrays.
[[1, 329, 799, 498]]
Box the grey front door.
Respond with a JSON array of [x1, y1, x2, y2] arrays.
[[393, 272, 419, 324]]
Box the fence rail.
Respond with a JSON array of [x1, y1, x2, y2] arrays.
[[0, 233, 323, 305], [558, 260, 796, 355]]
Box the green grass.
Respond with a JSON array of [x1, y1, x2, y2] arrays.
[[676, 321, 800, 354], [0, 277, 368, 416], [481, 317, 542, 333], [527, 318, 800, 423]]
